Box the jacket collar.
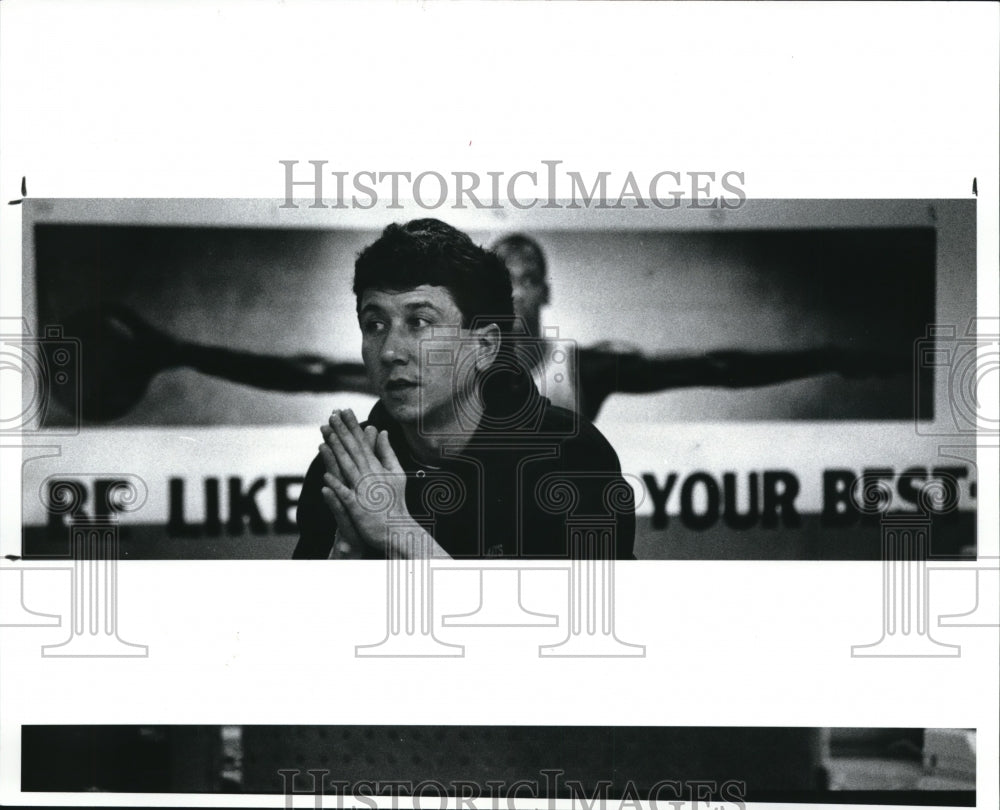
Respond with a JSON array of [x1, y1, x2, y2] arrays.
[[365, 378, 548, 469]]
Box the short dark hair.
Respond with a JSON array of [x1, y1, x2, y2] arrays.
[[354, 219, 515, 332], [491, 233, 547, 279]]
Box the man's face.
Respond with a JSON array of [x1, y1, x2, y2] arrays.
[[358, 285, 481, 427], [506, 255, 548, 335]]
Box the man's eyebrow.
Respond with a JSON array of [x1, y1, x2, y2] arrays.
[[401, 300, 444, 313], [358, 300, 447, 319]]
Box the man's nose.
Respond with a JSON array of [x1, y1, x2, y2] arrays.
[[379, 327, 411, 364]]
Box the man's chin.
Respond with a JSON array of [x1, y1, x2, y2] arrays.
[[382, 400, 421, 424]]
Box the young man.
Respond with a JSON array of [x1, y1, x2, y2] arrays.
[[294, 219, 635, 560]]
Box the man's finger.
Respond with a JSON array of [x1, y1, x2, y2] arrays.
[[320, 425, 351, 479], [326, 472, 380, 536], [330, 410, 373, 476], [341, 409, 380, 467], [325, 413, 364, 483], [324, 471, 359, 507], [319, 442, 346, 482], [321, 483, 348, 524], [375, 430, 404, 474], [321, 480, 363, 552], [323, 473, 361, 534]]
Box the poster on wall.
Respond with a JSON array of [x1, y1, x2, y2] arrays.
[[18, 198, 977, 561]]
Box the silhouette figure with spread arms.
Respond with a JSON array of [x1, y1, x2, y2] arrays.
[[59, 305, 371, 422], [492, 233, 908, 421]]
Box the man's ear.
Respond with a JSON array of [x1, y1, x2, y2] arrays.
[[472, 323, 502, 372]]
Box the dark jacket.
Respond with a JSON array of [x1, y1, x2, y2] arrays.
[[294, 381, 635, 559]]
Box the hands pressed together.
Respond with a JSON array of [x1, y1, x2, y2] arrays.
[[319, 410, 448, 559]]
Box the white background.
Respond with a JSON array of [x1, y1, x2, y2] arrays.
[[1, 2, 998, 809]]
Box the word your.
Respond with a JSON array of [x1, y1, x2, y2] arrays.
[[642, 470, 800, 530]]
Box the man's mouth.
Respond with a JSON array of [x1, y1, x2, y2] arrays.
[[385, 379, 419, 392]]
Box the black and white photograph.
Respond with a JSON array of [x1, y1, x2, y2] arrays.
[[0, 3, 996, 810], [15, 198, 978, 562]]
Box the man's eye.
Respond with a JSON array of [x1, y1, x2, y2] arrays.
[[410, 317, 432, 330], [362, 320, 386, 335]]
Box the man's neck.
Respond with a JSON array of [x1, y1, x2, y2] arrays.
[[399, 395, 485, 465], [515, 325, 551, 376]]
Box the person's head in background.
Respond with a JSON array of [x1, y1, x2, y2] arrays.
[[492, 233, 549, 339], [352, 219, 517, 433]]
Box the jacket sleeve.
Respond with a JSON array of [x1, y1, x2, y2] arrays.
[[586, 431, 636, 560], [292, 453, 336, 559], [551, 425, 637, 560]]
